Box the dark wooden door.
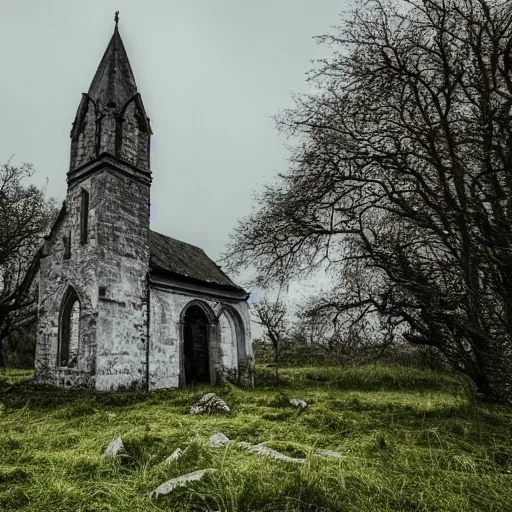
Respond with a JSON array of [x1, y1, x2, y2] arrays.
[[183, 306, 210, 384]]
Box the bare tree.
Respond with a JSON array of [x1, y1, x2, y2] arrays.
[[224, 0, 512, 402], [0, 159, 56, 369], [253, 297, 288, 386]]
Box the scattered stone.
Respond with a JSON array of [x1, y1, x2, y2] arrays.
[[102, 436, 125, 457], [238, 442, 305, 463], [236, 441, 253, 449], [290, 399, 307, 408], [164, 447, 183, 463], [149, 469, 217, 499], [314, 449, 344, 458], [189, 393, 230, 414], [209, 432, 231, 448]]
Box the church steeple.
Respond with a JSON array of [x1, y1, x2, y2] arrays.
[[68, 13, 152, 183], [88, 15, 137, 110]]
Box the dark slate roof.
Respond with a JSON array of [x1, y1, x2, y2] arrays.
[[149, 230, 245, 293], [88, 25, 137, 108]]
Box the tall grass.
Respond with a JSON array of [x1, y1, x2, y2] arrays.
[[0, 364, 510, 511]]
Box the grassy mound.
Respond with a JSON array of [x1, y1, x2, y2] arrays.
[[0, 365, 510, 511]]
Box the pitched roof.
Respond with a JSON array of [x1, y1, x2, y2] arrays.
[[149, 230, 245, 293], [88, 25, 137, 108]]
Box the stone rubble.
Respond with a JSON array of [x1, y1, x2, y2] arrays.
[[102, 436, 125, 457], [164, 447, 183, 463], [209, 432, 231, 448], [189, 393, 230, 414], [149, 469, 217, 499], [241, 443, 305, 463], [289, 399, 308, 408], [208, 432, 304, 463], [314, 449, 344, 458]]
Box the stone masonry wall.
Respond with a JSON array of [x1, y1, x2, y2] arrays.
[[148, 286, 252, 390], [70, 95, 150, 174], [93, 170, 150, 391], [70, 96, 98, 172], [35, 178, 98, 388], [35, 167, 150, 391]]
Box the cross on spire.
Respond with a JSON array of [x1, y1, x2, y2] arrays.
[[114, 11, 119, 27]]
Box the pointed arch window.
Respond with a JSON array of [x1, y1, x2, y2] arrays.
[[80, 188, 89, 245], [63, 233, 71, 259], [59, 287, 81, 368]]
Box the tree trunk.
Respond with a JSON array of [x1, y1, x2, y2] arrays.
[[274, 343, 279, 388]]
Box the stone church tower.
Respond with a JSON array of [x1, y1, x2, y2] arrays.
[[34, 18, 252, 391]]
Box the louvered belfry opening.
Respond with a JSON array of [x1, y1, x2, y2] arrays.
[[183, 305, 210, 384]]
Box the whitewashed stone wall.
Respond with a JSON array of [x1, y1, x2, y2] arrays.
[[148, 286, 252, 390]]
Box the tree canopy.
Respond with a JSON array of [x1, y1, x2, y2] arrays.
[[0, 159, 56, 368], [224, 0, 512, 402]]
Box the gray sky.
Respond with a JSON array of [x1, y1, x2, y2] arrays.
[[1, 0, 342, 270]]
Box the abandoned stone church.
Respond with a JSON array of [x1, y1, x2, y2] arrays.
[[34, 21, 252, 391]]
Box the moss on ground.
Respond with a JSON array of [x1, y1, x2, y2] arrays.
[[0, 365, 511, 511]]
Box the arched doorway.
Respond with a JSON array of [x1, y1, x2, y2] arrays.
[[219, 306, 247, 381], [183, 305, 211, 384], [59, 287, 81, 368]]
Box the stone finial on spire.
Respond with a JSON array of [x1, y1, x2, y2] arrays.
[[114, 11, 119, 28]]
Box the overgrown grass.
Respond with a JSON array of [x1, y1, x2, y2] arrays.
[[0, 364, 511, 511]]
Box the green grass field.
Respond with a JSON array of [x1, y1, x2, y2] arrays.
[[0, 365, 511, 511]]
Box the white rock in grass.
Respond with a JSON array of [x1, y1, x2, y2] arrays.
[[102, 436, 125, 457], [164, 448, 183, 463], [209, 432, 231, 448], [239, 442, 305, 463], [235, 441, 253, 449], [189, 393, 230, 414], [314, 449, 344, 458], [149, 469, 217, 499], [290, 399, 307, 408]]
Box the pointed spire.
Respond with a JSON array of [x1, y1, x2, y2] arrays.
[[69, 16, 151, 177], [88, 13, 137, 109]]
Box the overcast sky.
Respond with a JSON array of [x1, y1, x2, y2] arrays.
[[1, 0, 343, 287]]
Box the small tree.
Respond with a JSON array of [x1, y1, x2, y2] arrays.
[[0, 159, 56, 369], [253, 297, 288, 386]]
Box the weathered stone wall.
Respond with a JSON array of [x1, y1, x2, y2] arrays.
[[35, 167, 150, 391], [70, 95, 150, 174], [120, 99, 150, 172], [35, 178, 99, 388], [70, 96, 98, 172], [91, 170, 150, 391], [222, 301, 253, 385], [148, 286, 252, 390], [219, 311, 236, 370], [148, 288, 181, 389]]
